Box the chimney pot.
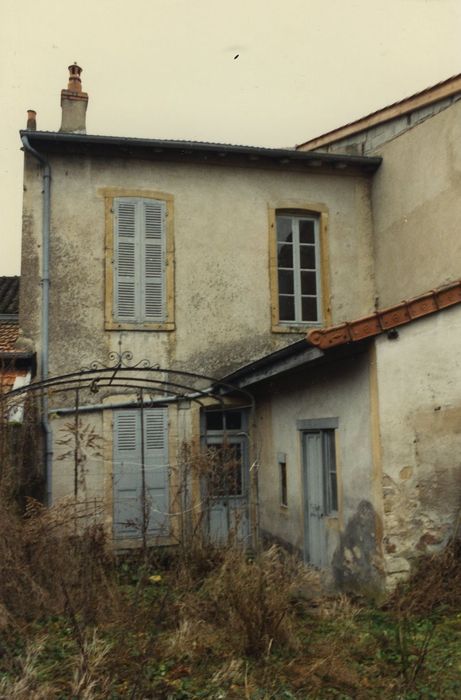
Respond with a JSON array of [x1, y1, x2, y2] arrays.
[[60, 62, 88, 133], [27, 110, 37, 131], [67, 62, 83, 92]]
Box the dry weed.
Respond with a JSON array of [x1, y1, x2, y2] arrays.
[[317, 593, 363, 622], [0, 495, 117, 626], [165, 618, 224, 660], [0, 637, 57, 700], [167, 545, 315, 660], [205, 545, 310, 656], [70, 629, 112, 699], [388, 537, 461, 615]]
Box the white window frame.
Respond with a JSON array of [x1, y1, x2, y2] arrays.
[[276, 212, 322, 325]]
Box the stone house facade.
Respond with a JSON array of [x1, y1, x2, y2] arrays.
[[17, 65, 461, 592]]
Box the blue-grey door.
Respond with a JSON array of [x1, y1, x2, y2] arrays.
[[302, 431, 327, 567], [113, 407, 169, 538], [203, 410, 250, 545]]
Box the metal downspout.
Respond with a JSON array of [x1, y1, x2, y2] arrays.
[[21, 135, 53, 505]]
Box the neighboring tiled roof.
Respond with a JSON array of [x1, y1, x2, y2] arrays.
[[0, 276, 20, 315], [297, 73, 461, 151], [307, 280, 461, 350], [0, 368, 28, 394], [0, 321, 19, 352]]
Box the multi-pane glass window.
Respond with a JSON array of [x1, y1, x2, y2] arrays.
[[321, 429, 338, 515], [204, 411, 245, 498], [279, 458, 288, 507], [276, 212, 321, 324]]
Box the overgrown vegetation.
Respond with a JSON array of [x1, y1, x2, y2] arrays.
[[1, 399, 461, 698], [1, 498, 460, 699]]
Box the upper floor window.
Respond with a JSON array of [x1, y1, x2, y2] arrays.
[[104, 190, 174, 331], [114, 197, 166, 323], [276, 212, 321, 325]]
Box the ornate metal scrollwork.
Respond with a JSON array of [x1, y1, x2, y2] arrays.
[[81, 351, 160, 373]]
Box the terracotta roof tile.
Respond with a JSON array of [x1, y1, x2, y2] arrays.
[[307, 280, 461, 350], [0, 321, 19, 352], [0, 368, 28, 394]]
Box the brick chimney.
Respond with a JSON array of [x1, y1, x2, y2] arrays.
[[26, 110, 37, 130], [60, 63, 88, 133]]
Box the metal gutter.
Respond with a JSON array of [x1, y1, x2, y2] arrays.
[[0, 351, 34, 361], [307, 279, 461, 349], [20, 134, 53, 505], [19, 130, 382, 173]]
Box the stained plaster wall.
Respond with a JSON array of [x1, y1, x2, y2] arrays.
[[375, 307, 461, 586], [369, 99, 461, 307], [50, 411, 105, 503], [20, 149, 376, 529], [254, 349, 384, 594], [20, 153, 376, 380], [298, 97, 461, 307]]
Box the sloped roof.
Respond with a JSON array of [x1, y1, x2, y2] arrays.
[[0, 368, 29, 394], [307, 279, 461, 349], [0, 276, 20, 316], [0, 321, 19, 352], [20, 131, 381, 174], [297, 72, 461, 151]]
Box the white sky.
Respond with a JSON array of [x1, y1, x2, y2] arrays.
[[1, 0, 460, 275]]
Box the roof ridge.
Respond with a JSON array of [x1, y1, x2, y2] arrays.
[[296, 72, 461, 150]]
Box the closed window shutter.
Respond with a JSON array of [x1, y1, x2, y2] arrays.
[[113, 411, 142, 537], [114, 200, 138, 321], [113, 408, 169, 538], [142, 200, 166, 321], [144, 407, 169, 533]]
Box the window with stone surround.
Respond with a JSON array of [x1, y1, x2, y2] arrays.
[[269, 206, 330, 333], [103, 189, 174, 331]]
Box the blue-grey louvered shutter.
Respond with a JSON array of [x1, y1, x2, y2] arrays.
[[144, 407, 169, 534], [142, 200, 166, 322], [114, 200, 138, 321], [113, 411, 142, 537]]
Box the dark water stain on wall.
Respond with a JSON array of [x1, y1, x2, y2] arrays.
[[332, 499, 385, 599]]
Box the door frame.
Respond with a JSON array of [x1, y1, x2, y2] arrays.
[[201, 408, 250, 543], [298, 417, 338, 566]]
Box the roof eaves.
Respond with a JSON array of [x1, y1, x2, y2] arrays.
[[0, 351, 34, 360], [220, 339, 324, 389], [20, 131, 382, 173]]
